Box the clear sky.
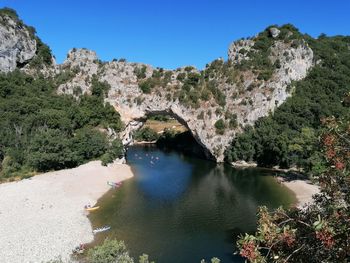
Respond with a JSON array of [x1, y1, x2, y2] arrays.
[[1, 0, 349, 69]]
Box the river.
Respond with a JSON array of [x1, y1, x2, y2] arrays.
[[89, 145, 295, 262]]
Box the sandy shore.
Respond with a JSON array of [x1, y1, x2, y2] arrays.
[[0, 161, 133, 263], [280, 178, 320, 207]]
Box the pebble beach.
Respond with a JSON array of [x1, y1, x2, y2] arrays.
[[0, 161, 133, 263]]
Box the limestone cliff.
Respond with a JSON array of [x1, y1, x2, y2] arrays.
[[55, 27, 313, 162], [0, 10, 37, 72], [0, 15, 314, 162]]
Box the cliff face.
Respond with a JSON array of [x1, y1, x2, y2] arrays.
[[56, 27, 314, 162], [0, 12, 37, 72], [0, 14, 314, 162]]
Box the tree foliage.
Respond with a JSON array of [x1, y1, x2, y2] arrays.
[[87, 239, 154, 263], [0, 70, 123, 178], [226, 35, 350, 171], [134, 127, 159, 142], [237, 117, 350, 262]]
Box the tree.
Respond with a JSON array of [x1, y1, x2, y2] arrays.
[[214, 119, 226, 135], [87, 239, 134, 263], [87, 239, 154, 263], [91, 76, 111, 98], [237, 117, 350, 262], [73, 128, 108, 163], [226, 35, 350, 170], [134, 127, 159, 142], [139, 79, 155, 94], [27, 129, 78, 171], [101, 139, 124, 166]]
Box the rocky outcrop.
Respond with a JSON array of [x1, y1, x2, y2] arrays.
[[243, 40, 313, 124], [0, 13, 36, 72], [228, 39, 255, 64], [58, 31, 314, 162], [269, 27, 280, 38], [0, 14, 315, 162]]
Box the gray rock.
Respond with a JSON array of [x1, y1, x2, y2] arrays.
[[0, 12, 313, 163], [228, 39, 254, 63], [0, 15, 36, 72], [58, 38, 313, 162], [269, 27, 281, 38]]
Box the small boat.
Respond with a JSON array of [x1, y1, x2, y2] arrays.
[[85, 206, 100, 212], [93, 226, 111, 234], [107, 181, 122, 187]]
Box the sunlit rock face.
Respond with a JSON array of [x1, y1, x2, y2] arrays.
[[0, 14, 37, 72], [57, 35, 313, 162], [1, 13, 314, 162]]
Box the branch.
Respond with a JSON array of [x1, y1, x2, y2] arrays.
[[284, 244, 305, 262]]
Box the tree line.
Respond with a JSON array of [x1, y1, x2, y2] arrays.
[[0, 70, 124, 179]]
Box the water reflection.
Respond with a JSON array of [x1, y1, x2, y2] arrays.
[[90, 145, 295, 263], [128, 147, 192, 202]]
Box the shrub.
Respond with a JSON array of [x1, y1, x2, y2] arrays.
[[176, 72, 186, 81], [91, 76, 111, 98], [134, 65, 147, 79], [87, 239, 134, 263], [214, 119, 226, 135], [134, 127, 159, 142], [237, 117, 350, 262], [101, 139, 124, 166], [139, 79, 155, 94]]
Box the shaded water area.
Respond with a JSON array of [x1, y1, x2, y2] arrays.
[[89, 145, 295, 263]]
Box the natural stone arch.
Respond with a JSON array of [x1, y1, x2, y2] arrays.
[[119, 107, 216, 161], [56, 35, 314, 162]]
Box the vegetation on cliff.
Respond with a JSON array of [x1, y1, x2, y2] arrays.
[[226, 35, 350, 172], [0, 8, 53, 69], [0, 70, 123, 179]]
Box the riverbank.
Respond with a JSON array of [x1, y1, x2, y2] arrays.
[[0, 161, 134, 263], [279, 178, 320, 207], [230, 162, 319, 207]]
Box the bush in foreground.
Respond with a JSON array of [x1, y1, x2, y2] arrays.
[[237, 117, 350, 262], [87, 239, 154, 263]]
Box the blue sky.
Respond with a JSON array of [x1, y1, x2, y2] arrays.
[[1, 0, 349, 69]]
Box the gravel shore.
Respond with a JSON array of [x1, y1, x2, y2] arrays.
[[281, 179, 320, 207], [0, 161, 133, 263]]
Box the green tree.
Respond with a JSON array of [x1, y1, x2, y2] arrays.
[[91, 76, 111, 98], [101, 139, 124, 166], [27, 129, 77, 171], [134, 127, 159, 142], [73, 128, 107, 163], [237, 117, 350, 262], [214, 119, 226, 135], [87, 239, 134, 263]]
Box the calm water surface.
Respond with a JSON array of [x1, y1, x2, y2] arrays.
[[89, 146, 295, 263]]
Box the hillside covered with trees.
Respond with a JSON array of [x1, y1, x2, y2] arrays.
[[226, 34, 350, 173], [0, 70, 124, 179]]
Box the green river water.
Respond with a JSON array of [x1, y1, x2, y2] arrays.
[[89, 145, 295, 263]]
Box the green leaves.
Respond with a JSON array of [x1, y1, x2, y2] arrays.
[[134, 127, 159, 142], [0, 70, 124, 178], [226, 35, 350, 171], [238, 117, 350, 262], [214, 119, 226, 135], [313, 215, 324, 231]]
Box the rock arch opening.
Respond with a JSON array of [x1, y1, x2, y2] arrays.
[[124, 109, 215, 161]]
